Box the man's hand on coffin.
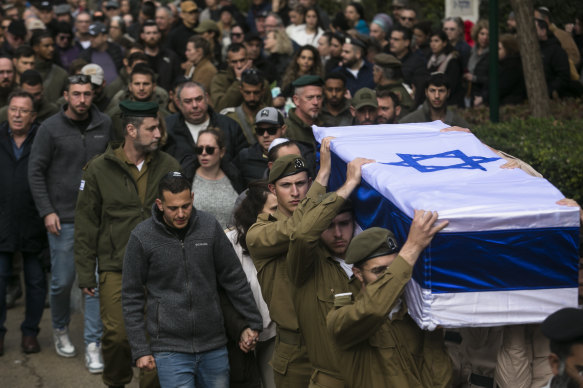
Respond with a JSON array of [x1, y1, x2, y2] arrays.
[[440, 126, 471, 133], [316, 136, 335, 187], [399, 210, 449, 266], [500, 159, 520, 169], [337, 157, 375, 199], [557, 198, 583, 223]]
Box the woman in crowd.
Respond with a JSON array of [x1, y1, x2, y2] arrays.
[[427, 30, 464, 107], [344, 2, 369, 35], [413, 21, 433, 61], [226, 181, 278, 388], [464, 20, 489, 107], [291, 6, 324, 47], [186, 128, 244, 229], [184, 35, 218, 92], [325, 32, 345, 74], [281, 45, 323, 96], [263, 28, 294, 80], [285, 4, 305, 43], [369, 13, 393, 53], [498, 34, 527, 105]]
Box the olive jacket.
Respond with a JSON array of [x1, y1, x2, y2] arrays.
[[74, 144, 180, 288], [326, 256, 453, 388], [287, 191, 361, 379]]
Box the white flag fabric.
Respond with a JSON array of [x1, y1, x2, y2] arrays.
[[313, 122, 580, 329]]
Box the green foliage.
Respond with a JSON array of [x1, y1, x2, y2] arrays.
[[471, 117, 583, 204]]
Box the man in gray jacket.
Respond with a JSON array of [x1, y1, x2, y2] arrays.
[[28, 74, 111, 373], [122, 172, 262, 387]]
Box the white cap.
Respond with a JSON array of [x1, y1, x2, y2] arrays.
[[267, 137, 290, 153], [81, 64, 105, 86]]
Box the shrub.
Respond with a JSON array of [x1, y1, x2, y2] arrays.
[[472, 118, 583, 204]]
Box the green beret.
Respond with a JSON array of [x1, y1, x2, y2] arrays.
[[374, 53, 402, 68], [345, 227, 399, 265], [119, 100, 159, 117], [194, 19, 219, 33], [541, 308, 583, 343], [268, 154, 308, 184], [292, 75, 324, 88], [351, 88, 378, 110]]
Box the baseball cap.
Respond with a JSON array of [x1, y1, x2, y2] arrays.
[[255, 107, 284, 126], [88, 22, 107, 36], [81, 64, 105, 86], [351, 88, 378, 110]]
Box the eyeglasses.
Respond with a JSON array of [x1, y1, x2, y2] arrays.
[[362, 265, 388, 275], [255, 126, 279, 136], [68, 74, 91, 84], [8, 106, 34, 115], [195, 145, 216, 155]]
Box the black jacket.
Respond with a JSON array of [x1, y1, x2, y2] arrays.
[[167, 22, 197, 63], [163, 107, 248, 166], [498, 55, 526, 105], [399, 50, 429, 107], [539, 35, 574, 97], [0, 122, 47, 253], [80, 42, 124, 72], [234, 142, 268, 187], [146, 48, 182, 91]]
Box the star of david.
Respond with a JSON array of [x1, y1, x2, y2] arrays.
[[383, 150, 500, 172]]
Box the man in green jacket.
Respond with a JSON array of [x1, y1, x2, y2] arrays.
[[327, 214, 453, 388], [74, 101, 180, 388]]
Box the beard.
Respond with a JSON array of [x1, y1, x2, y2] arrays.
[[551, 372, 581, 388]]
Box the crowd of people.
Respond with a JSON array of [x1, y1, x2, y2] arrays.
[[0, 0, 582, 388]]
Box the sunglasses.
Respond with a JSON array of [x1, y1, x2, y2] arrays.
[[400, 17, 414, 21], [255, 126, 279, 136], [68, 74, 91, 84], [230, 32, 242, 38], [195, 145, 217, 155]]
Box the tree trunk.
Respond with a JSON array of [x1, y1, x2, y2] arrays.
[[509, 0, 551, 117]]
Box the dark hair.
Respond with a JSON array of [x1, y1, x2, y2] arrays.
[[227, 42, 246, 54], [331, 32, 345, 47], [325, 71, 347, 84], [499, 34, 520, 57], [68, 58, 88, 75], [376, 88, 400, 106], [549, 338, 583, 363], [20, 69, 43, 86], [158, 171, 191, 199], [281, 45, 323, 91], [425, 72, 450, 90], [331, 11, 350, 32], [291, 4, 306, 17], [304, 6, 322, 30], [122, 115, 146, 136], [197, 127, 225, 150], [267, 140, 301, 163], [392, 25, 412, 42], [234, 181, 271, 253], [380, 65, 403, 81], [127, 51, 149, 67], [139, 19, 159, 35], [347, 2, 365, 20], [64, 74, 92, 91], [13, 45, 34, 59], [413, 21, 432, 37], [141, 1, 156, 20], [131, 62, 155, 81], [241, 68, 264, 86], [54, 21, 73, 35], [188, 35, 211, 59], [535, 18, 548, 32], [31, 31, 53, 47], [7, 90, 35, 110]]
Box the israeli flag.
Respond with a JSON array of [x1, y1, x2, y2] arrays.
[[313, 122, 580, 330]]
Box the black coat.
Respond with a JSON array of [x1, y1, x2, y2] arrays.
[[163, 107, 248, 167], [498, 55, 526, 105], [399, 50, 430, 107], [234, 143, 268, 187], [0, 122, 47, 253], [539, 36, 571, 97]]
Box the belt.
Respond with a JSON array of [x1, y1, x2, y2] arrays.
[[469, 373, 494, 388], [311, 369, 345, 388], [277, 328, 302, 345]]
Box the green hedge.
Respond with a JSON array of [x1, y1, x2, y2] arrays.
[[471, 118, 583, 204]]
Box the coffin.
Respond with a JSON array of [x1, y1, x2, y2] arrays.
[[313, 121, 580, 329]]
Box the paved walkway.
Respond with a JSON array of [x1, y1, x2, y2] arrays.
[[0, 295, 140, 387]]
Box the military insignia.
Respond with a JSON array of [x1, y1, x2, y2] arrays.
[[387, 237, 398, 252], [294, 158, 305, 169]]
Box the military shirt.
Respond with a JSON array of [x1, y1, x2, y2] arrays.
[[326, 256, 453, 388], [246, 181, 326, 331], [287, 191, 361, 377]]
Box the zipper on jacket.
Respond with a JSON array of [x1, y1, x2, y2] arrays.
[[180, 240, 195, 351]]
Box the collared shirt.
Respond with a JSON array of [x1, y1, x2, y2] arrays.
[[8, 127, 31, 160], [114, 145, 153, 204]]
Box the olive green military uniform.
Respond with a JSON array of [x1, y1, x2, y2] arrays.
[[74, 109, 180, 387], [326, 255, 453, 388], [34, 58, 69, 103], [221, 104, 259, 146], [287, 192, 361, 388], [246, 181, 326, 387], [209, 67, 272, 112], [377, 81, 415, 117], [284, 108, 317, 148]]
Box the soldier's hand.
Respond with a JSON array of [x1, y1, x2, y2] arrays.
[[557, 198, 583, 223], [44, 212, 61, 236], [500, 159, 520, 169], [316, 136, 335, 186], [336, 158, 375, 199], [399, 210, 449, 266], [440, 126, 471, 133], [82, 287, 96, 297], [136, 355, 156, 371]]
